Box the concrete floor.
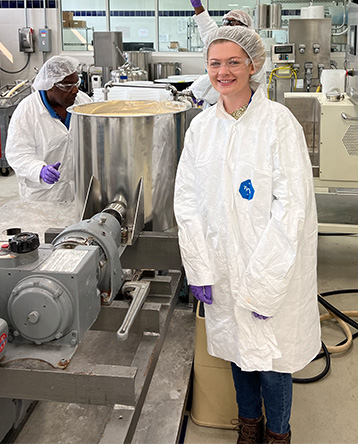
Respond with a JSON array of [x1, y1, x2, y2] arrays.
[[185, 234, 358, 444], [0, 170, 19, 207], [1, 172, 358, 444]]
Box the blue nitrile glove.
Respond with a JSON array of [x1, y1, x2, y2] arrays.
[[190, 0, 203, 7], [40, 162, 61, 184], [252, 312, 271, 320], [190, 285, 212, 305]]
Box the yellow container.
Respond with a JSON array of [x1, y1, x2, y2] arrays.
[[191, 302, 238, 429]]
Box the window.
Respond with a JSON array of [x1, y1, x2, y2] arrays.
[[109, 0, 156, 51], [61, 0, 331, 52], [62, 0, 107, 51], [61, 1, 258, 52]]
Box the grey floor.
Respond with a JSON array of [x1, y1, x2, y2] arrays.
[[1, 172, 358, 444], [0, 169, 19, 207]]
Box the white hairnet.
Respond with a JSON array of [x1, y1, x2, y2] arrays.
[[205, 26, 266, 74], [33, 55, 79, 91], [222, 9, 254, 29]]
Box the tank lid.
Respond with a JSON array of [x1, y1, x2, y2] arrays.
[[69, 99, 191, 117]]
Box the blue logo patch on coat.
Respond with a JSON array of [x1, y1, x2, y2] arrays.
[[239, 179, 255, 200]]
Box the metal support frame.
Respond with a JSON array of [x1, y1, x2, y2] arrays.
[[0, 271, 189, 444]]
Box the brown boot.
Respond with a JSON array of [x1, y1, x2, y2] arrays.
[[264, 428, 291, 444], [231, 415, 265, 444]]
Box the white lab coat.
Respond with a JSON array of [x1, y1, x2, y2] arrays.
[[174, 84, 321, 373], [189, 10, 267, 108], [6, 90, 91, 201]]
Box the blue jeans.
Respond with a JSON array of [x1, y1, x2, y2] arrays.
[[231, 362, 292, 434]]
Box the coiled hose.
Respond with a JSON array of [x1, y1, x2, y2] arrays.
[[293, 289, 358, 383], [0, 53, 31, 74]]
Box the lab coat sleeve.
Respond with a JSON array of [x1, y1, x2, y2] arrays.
[[189, 74, 220, 105], [76, 90, 93, 104], [174, 128, 215, 285], [237, 118, 317, 317], [6, 104, 46, 185], [193, 10, 219, 46]]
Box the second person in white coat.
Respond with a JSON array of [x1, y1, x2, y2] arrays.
[[6, 56, 91, 201]]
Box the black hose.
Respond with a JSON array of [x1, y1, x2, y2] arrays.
[[293, 289, 358, 384], [318, 294, 358, 330], [293, 341, 330, 384], [319, 288, 358, 297], [0, 53, 31, 74]]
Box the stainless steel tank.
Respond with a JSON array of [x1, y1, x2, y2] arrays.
[[153, 62, 182, 79], [269, 4, 282, 29], [124, 51, 153, 80], [69, 100, 192, 232], [257, 4, 269, 30]]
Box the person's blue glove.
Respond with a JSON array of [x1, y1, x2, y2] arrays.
[[40, 162, 61, 184], [252, 312, 271, 320], [190, 285, 212, 305], [190, 0, 203, 7]]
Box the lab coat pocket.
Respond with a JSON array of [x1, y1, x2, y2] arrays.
[[236, 308, 281, 371]]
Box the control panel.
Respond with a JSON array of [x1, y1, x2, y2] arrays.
[[271, 43, 295, 64]]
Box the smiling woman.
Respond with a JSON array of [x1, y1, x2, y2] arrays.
[[204, 28, 265, 114], [206, 42, 254, 114], [174, 25, 321, 444]]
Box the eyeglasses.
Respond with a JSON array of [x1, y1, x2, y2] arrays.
[[206, 58, 251, 72], [222, 19, 248, 27], [55, 79, 81, 91]]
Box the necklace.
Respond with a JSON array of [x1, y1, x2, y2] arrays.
[[230, 90, 254, 120], [231, 103, 249, 120]]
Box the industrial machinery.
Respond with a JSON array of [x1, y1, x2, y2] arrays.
[[0, 210, 123, 353], [257, 3, 282, 30], [93, 31, 125, 85], [289, 18, 331, 91], [285, 91, 358, 187], [284, 2, 358, 233], [70, 97, 199, 232], [268, 43, 297, 102], [0, 81, 31, 176], [0, 98, 199, 443], [269, 17, 332, 102]]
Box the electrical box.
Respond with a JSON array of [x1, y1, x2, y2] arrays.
[[18, 27, 34, 53], [38, 28, 52, 52]]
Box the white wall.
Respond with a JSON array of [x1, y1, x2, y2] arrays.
[[0, 6, 206, 86], [0, 8, 61, 85], [0, 3, 347, 86]]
